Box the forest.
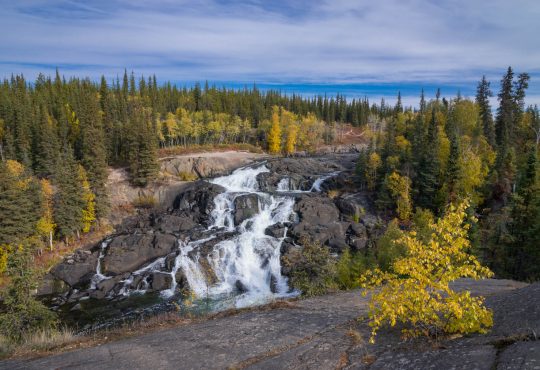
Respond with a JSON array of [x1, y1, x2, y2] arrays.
[[0, 68, 538, 283]]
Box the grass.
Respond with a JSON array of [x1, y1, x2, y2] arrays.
[[0, 327, 76, 359], [177, 171, 198, 181], [132, 194, 157, 209]]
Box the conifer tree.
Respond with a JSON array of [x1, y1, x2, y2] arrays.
[[476, 76, 495, 146], [77, 84, 109, 217], [53, 150, 85, 239], [415, 110, 441, 211]]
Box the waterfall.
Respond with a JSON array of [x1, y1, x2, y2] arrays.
[[162, 164, 297, 307], [90, 239, 111, 290], [94, 164, 334, 309]]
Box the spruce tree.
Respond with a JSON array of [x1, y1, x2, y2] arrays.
[[476, 76, 495, 146], [77, 83, 109, 218], [53, 149, 85, 239], [415, 110, 440, 211]]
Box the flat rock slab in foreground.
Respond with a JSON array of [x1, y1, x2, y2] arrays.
[[2, 279, 538, 370]]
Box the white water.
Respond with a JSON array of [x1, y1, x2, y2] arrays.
[[90, 239, 111, 290], [162, 164, 297, 307], [276, 172, 339, 193], [94, 164, 332, 308]]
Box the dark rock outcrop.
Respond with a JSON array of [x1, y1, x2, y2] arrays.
[[172, 181, 225, 225], [50, 250, 98, 288], [233, 193, 259, 225], [102, 233, 177, 275]]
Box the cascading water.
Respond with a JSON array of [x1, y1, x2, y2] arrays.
[[89, 164, 334, 310], [162, 164, 297, 307], [90, 239, 111, 290]]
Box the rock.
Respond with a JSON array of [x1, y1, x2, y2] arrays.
[[151, 272, 173, 291], [348, 236, 368, 250], [36, 273, 70, 296], [90, 278, 119, 300], [234, 193, 260, 225], [294, 196, 340, 225], [173, 181, 225, 224], [235, 280, 248, 293], [69, 303, 82, 312], [102, 233, 177, 275], [265, 223, 288, 238], [154, 214, 197, 234], [350, 222, 367, 237], [50, 250, 98, 287], [496, 341, 540, 370], [369, 345, 497, 370], [361, 214, 383, 236], [270, 275, 278, 293]]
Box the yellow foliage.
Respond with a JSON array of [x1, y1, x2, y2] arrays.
[[387, 172, 412, 221], [360, 201, 493, 342], [36, 179, 55, 248], [268, 106, 282, 154], [0, 244, 12, 275], [285, 123, 298, 155], [78, 166, 96, 233], [366, 152, 382, 190]]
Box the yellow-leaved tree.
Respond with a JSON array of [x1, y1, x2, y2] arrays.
[[78, 165, 96, 233], [268, 106, 282, 154], [387, 172, 412, 221], [36, 179, 55, 250], [360, 200, 493, 342]]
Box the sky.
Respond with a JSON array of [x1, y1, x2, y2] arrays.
[[1, 0, 539, 107]]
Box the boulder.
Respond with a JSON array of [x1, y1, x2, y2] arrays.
[[294, 196, 340, 225], [151, 272, 173, 291], [102, 232, 177, 275], [90, 277, 121, 299], [173, 181, 225, 219], [154, 214, 197, 234], [265, 223, 289, 238], [234, 194, 259, 225], [50, 250, 98, 288], [37, 273, 70, 296]]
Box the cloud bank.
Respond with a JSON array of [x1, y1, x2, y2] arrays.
[[0, 0, 538, 104]]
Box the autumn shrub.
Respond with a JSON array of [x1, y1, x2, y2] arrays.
[[360, 201, 493, 342], [283, 237, 337, 296], [132, 194, 157, 209], [178, 171, 198, 181]]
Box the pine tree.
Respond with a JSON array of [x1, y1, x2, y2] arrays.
[[415, 110, 440, 211], [77, 83, 109, 217], [495, 67, 515, 149], [0, 160, 42, 246], [476, 76, 495, 146], [53, 149, 85, 239]]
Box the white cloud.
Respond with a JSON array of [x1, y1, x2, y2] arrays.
[[0, 0, 538, 94]]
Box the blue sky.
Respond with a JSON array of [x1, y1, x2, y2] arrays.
[[1, 0, 539, 106]]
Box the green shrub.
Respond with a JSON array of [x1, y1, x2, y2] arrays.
[[283, 237, 337, 297], [0, 248, 57, 343], [374, 219, 405, 271], [336, 248, 374, 290]]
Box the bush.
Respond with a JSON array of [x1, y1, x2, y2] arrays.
[[132, 194, 157, 209], [360, 201, 493, 342], [0, 248, 57, 343], [283, 237, 337, 297], [336, 248, 373, 290], [178, 171, 198, 181], [374, 219, 405, 271]]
